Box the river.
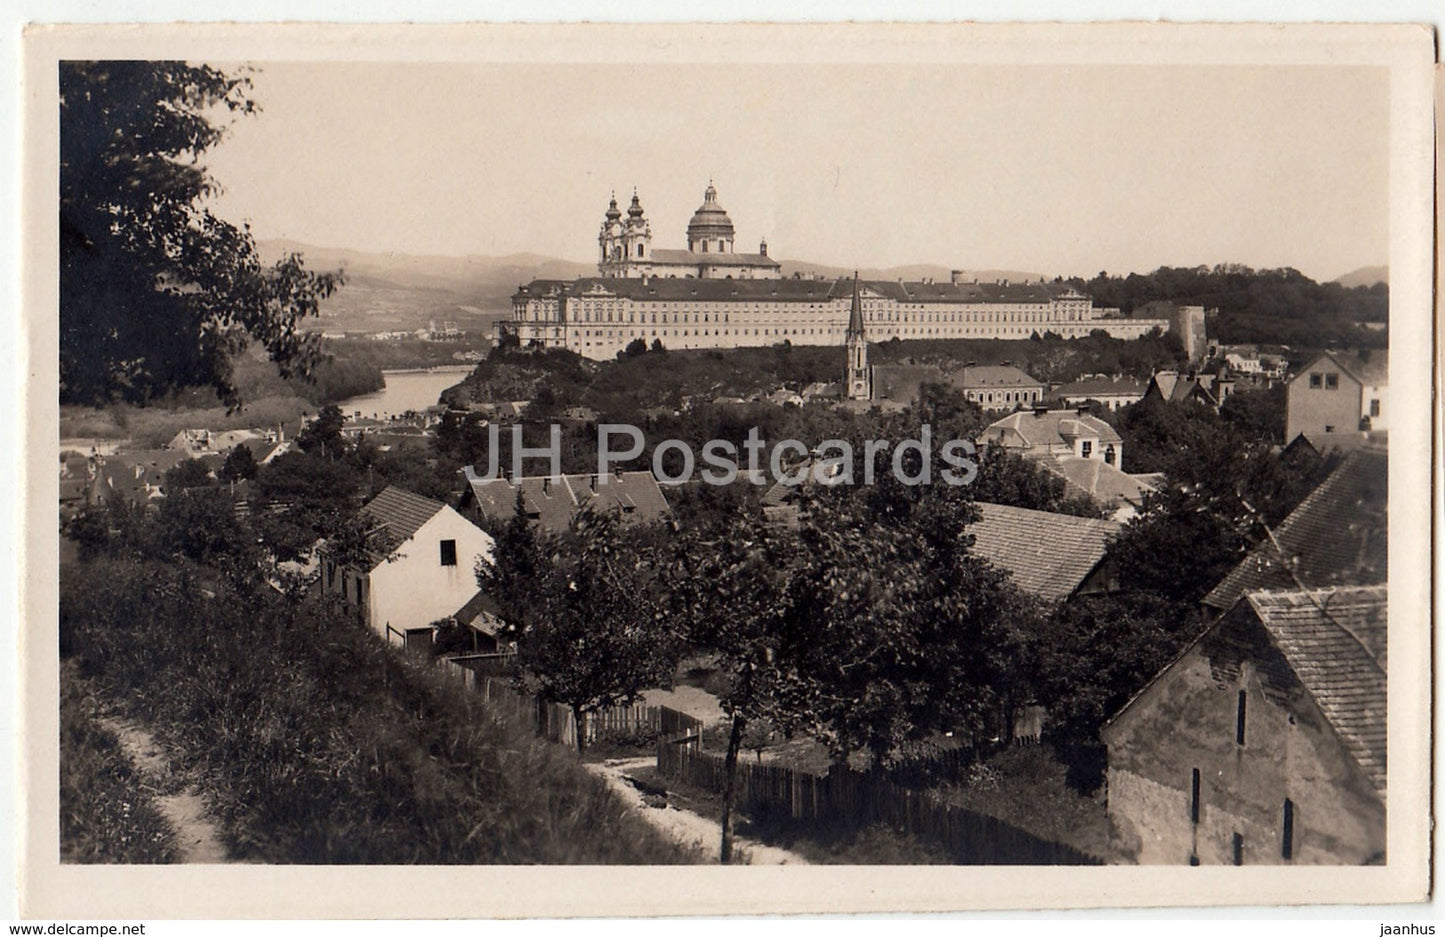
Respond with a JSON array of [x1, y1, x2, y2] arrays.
[[338, 366, 474, 421]]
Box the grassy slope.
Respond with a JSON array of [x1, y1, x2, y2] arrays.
[[60, 555, 699, 864], [59, 661, 180, 863]]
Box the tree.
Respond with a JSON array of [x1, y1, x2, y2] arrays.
[[162, 457, 214, 492], [623, 338, 648, 358], [663, 514, 811, 863], [220, 443, 259, 482], [155, 487, 257, 570], [295, 404, 346, 458], [493, 508, 678, 754], [60, 62, 342, 408], [650, 338, 667, 354], [664, 486, 1041, 863]]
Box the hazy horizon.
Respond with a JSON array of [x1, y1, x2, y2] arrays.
[[205, 61, 1390, 283]]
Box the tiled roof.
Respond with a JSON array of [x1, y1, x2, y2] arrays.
[[983, 409, 1123, 450], [966, 502, 1121, 605], [1203, 448, 1387, 611], [954, 365, 1044, 389], [1054, 378, 1146, 398], [1044, 456, 1158, 508], [464, 469, 671, 535], [1148, 371, 1218, 406], [1246, 585, 1387, 793], [359, 485, 447, 544]]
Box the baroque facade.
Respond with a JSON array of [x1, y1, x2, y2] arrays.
[[499, 185, 1173, 360]]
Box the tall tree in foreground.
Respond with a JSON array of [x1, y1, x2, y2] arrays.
[[60, 61, 342, 408], [663, 515, 808, 864], [487, 507, 679, 754]]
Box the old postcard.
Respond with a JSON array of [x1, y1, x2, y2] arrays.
[[18, 21, 1435, 917]]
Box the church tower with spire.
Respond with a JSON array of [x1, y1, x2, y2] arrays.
[[845, 274, 872, 401]]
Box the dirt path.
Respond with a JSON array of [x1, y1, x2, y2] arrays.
[[585, 757, 808, 865], [98, 716, 231, 863]]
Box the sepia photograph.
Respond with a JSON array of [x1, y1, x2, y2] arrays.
[[17, 19, 1436, 918]]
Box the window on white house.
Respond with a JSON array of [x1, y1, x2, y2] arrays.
[[1309, 374, 1322, 389], [440, 540, 457, 567], [1325, 373, 1339, 390], [1081, 441, 1093, 458], [1370, 399, 1380, 417], [1282, 799, 1295, 860]]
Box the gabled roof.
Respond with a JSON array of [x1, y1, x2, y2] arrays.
[[1203, 448, 1388, 611], [463, 469, 671, 535], [1246, 585, 1387, 793], [1044, 456, 1159, 508], [966, 502, 1121, 606], [1147, 371, 1218, 407], [1103, 584, 1387, 796], [983, 409, 1123, 449], [1295, 350, 1389, 387], [359, 485, 447, 544]]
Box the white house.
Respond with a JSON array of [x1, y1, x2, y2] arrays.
[[322, 485, 496, 648], [1285, 350, 1388, 449]]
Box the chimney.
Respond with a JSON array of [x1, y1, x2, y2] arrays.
[[759, 238, 768, 257], [951, 269, 964, 285], [542, 476, 550, 494]]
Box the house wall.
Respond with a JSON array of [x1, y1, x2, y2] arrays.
[[1360, 382, 1387, 431], [365, 507, 496, 643], [1104, 614, 1384, 866], [1286, 360, 1365, 444]]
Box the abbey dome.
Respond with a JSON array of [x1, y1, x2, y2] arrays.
[[597, 183, 780, 281]]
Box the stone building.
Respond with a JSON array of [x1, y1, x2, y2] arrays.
[[499, 184, 1174, 359], [1102, 585, 1386, 866]]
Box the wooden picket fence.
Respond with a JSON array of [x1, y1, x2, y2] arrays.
[[656, 741, 1101, 865], [435, 655, 692, 749]]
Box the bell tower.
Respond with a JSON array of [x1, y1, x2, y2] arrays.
[[845, 274, 871, 401], [598, 193, 624, 277], [620, 189, 652, 275]]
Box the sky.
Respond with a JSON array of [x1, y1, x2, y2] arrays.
[[203, 60, 1390, 282]]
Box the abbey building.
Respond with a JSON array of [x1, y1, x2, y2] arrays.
[[500, 184, 1173, 361], [598, 184, 781, 280]]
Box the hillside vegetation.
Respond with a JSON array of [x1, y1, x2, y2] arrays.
[[1066, 265, 1387, 347], [60, 551, 700, 864]]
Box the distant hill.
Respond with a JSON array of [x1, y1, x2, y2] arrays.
[[1331, 265, 1388, 289], [258, 239, 594, 335]]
